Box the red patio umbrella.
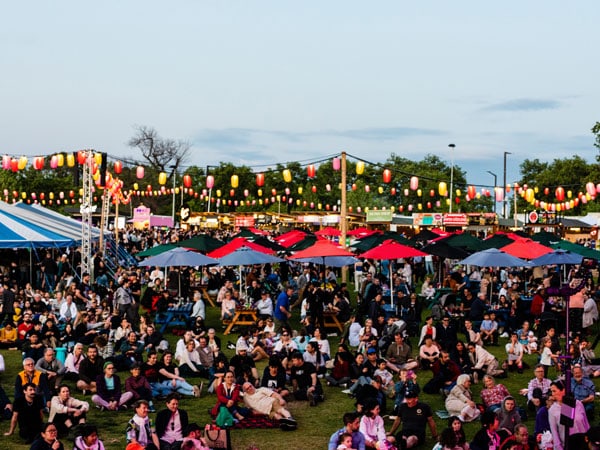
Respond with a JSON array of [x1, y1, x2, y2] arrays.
[[207, 237, 274, 258], [287, 239, 357, 267], [359, 239, 428, 307], [347, 227, 379, 237], [500, 238, 553, 260], [314, 227, 341, 237], [274, 230, 308, 248]]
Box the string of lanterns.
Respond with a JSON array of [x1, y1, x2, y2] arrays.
[[0, 151, 598, 213]]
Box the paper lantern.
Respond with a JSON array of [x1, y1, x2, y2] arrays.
[[365, 185, 370, 193], [525, 188, 535, 203], [438, 182, 447, 196], [326, 184, 331, 192], [216, 189, 222, 197], [404, 189, 409, 196], [311, 185, 317, 193], [136, 166, 145, 179], [390, 187, 396, 196], [230, 175, 239, 188], [77, 151, 87, 165], [33, 157, 44, 170], [285, 187, 290, 195], [271, 188, 277, 196], [427, 202, 432, 209], [555, 186, 565, 201], [378, 186, 384, 194], [417, 189, 422, 197], [382, 169, 392, 184], [568, 190, 573, 199], [50, 155, 58, 169], [429, 189, 435, 197], [495, 187, 504, 202], [158, 172, 167, 185], [597, 184, 600, 194], [467, 185, 476, 198], [66, 154, 75, 167], [410, 176, 418, 191], [2, 155, 10, 170], [21, 192, 26, 199], [351, 184, 356, 191], [255, 173, 264, 187], [183, 175, 192, 188], [114, 161, 122, 174], [132, 182, 138, 190], [282, 169, 292, 183], [57, 154, 64, 167], [230, 189, 235, 197], [243, 189, 249, 197], [307, 164, 316, 178], [18, 157, 27, 170], [257, 189, 262, 197], [586, 182, 595, 197], [356, 161, 365, 175], [298, 187, 303, 194], [544, 187, 549, 196], [332, 157, 341, 171], [206, 175, 215, 189], [94, 153, 102, 165]]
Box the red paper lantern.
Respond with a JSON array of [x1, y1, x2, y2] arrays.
[[382, 169, 392, 184], [311, 185, 317, 193], [271, 188, 277, 196], [390, 187, 396, 196], [555, 186, 565, 201], [543, 187, 549, 196], [467, 185, 476, 198], [114, 161, 122, 174], [230, 189, 235, 197], [256, 173, 264, 187], [307, 164, 315, 178], [77, 151, 87, 165], [183, 175, 192, 188], [10, 159, 18, 172]]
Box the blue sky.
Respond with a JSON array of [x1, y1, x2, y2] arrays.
[[1, 1, 598, 190]]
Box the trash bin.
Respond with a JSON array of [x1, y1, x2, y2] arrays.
[[55, 347, 67, 365]]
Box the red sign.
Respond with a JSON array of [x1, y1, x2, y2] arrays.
[[234, 216, 255, 227], [443, 213, 468, 226]]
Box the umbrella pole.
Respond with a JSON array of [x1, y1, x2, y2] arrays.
[[389, 261, 394, 309]]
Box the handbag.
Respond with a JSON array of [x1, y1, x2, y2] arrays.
[[204, 424, 231, 450], [215, 406, 235, 428]]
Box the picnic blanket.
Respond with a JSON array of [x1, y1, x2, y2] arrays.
[[212, 415, 279, 429], [435, 410, 450, 419]]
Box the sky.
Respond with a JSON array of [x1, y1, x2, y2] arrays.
[[1, 1, 599, 190]]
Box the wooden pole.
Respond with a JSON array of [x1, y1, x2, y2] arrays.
[[341, 152, 348, 283]]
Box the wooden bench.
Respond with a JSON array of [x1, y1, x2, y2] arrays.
[[194, 284, 216, 307], [323, 311, 344, 333], [223, 308, 258, 335]]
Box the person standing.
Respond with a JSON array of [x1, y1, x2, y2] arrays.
[[274, 286, 293, 332]]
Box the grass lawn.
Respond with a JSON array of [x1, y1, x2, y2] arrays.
[[1, 291, 598, 450]]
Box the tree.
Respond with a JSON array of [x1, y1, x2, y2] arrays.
[[128, 125, 191, 173], [592, 121, 600, 162]]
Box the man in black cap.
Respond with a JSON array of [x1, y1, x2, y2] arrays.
[[389, 390, 438, 449]]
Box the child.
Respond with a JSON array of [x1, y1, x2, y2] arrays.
[[539, 337, 558, 377], [374, 358, 395, 398], [480, 313, 498, 345], [337, 432, 355, 450], [527, 331, 538, 353]]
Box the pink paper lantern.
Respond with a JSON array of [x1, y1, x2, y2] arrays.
[[332, 157, 341, 171], [206, 175, 215, 189]]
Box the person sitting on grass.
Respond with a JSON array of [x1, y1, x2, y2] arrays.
[[73, 424, 106, 450], [290, 351, 324, 407], [28, 422, 65, 450], [125, 363, 155, 412], [91, 362, 134, 411], [480, 375, 511, 413], [210, 371, 246, 422], [48, 384, 89, 438], [4, 382, 44, 444], [261, 356, 290, 399], [389, 390, 437, 449], [125, 400, 160, 450], [328, 411, 366, 450], [155, 394, 189, 450], [480, 313, 498, 346], [241, 382, 297, 430], [505, 332, 525, 373]]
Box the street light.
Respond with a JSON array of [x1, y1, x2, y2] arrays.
[[503, 151, 512, 218], [487, 170, 497, 215], [448, 144, 455, 213], [169, 164, 177, 227]]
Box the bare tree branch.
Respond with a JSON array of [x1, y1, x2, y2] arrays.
[[128, 125, 191, 172]]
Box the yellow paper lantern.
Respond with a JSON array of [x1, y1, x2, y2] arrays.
[[257, 189, 262, 197], [66, 154, 75, 167], [94, 153, 102, 165], [57, 154, 64, 167], [567, 190, 572, 199], [356, 161, 365, 175], [417, 189, 422, 197], [158, 172, 167, 185], [525, 188, 535, 203], [282, 169, 292, 183], [231, 175, 239, 188], [21, 192, 26, 199], [175, 187, 180, 194], [216, 189, 222, 197], [456, 189, 461, 197], [378, 187, 384, 194], [438, 182, 447, 196], [18, 157, 27, 170], [297, 187, 303, 195], [133, 183, 139, 190], [49, 192, 54, 200]]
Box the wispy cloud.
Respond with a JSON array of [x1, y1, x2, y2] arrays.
[[320, 127, 446, 140], [482, 98, 562, 112]]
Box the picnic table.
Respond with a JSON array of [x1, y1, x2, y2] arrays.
[[156, 303, 193, 333], [323, 311, 344, 333], [223, 307, 258, 335]]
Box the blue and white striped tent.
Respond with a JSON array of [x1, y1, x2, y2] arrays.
[[0, 206, 73, 248]]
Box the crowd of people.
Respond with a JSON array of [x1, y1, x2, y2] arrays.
[[0, 227, 599, 450]]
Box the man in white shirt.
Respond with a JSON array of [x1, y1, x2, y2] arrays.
[[58, 295, 78, 324]]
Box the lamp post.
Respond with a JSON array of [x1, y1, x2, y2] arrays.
[[170, 164, 177, 227], [503, 151, 511, 218], [487, 170, 497, 215], [448, 144, 455, 213]]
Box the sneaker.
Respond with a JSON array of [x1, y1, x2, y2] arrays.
[[500, 332, 509, 338], [280, 422, 297, 431], [308, 391, 316, 407], [341, 389, 351, 395], [280, 417, 297, 426]]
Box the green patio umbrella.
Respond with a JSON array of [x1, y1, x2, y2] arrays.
[[480, 234, 515, 250], [438, 233, 486, 252], [176, 235, 226, 253], [530, 230, 562, 246], [136, 243, 177, 257], [551, 240, 600, 260], [352, 232, 413, 253]]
